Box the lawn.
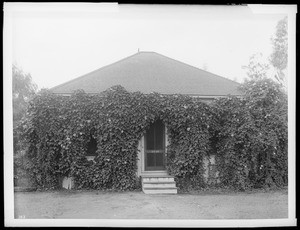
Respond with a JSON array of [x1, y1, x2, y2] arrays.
[[14, 189, 288, 219]]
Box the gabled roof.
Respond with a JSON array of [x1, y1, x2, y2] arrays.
[[51, 51, 242, 96]]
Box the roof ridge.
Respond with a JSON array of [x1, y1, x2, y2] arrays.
[[50, 52, 142, 91], [152, 52, 240, 85], [137, 51, 155, 53]]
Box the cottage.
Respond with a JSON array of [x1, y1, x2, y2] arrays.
[[51, 51, 241, 193]]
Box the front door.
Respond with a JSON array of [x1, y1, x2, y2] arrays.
[[145, 119, 165, 171]]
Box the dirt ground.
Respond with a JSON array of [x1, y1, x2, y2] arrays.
[[14, 189, 288, 219]]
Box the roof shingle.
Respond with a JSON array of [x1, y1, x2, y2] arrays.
[[51, 51, 242, 96]]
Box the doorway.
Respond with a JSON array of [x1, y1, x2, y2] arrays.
[[144, 119, 165, 171]]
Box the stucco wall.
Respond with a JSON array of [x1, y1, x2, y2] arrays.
[[136, 136, 144, 177], [203, 154, 220, 184], [62, 176, 74, 189]]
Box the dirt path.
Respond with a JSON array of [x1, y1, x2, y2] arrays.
[[14, 189, 288, 219]]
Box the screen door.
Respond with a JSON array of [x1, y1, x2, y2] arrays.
[[145, 119, 165, 171]]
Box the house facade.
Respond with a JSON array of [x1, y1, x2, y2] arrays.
[[51, 51, 242, 193]]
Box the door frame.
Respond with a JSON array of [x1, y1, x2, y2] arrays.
[[144, 121, 166, 171], [137, 124, 169, 177]]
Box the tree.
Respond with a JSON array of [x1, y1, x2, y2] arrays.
[[243, 17, 288, 87], [270, 16, 288, 86], [13, 64, 37, 126], [13, 64, 37, 153], [242, 53, 269, 80], [238, 28, 289, 187], [214, 77, 288, 189], [240, 78, 288, 187]]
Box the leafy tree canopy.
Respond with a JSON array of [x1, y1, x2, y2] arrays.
[[13, 64, 37, 125], [13, 65, 37, 154], [270, 16, 288, 84], [243, 17, 288, 87], [212, 78, 288, 190], [242, 53, 270, 80]]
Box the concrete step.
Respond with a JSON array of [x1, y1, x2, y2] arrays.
[[141, 171, 169, 176], [142, 177, 175, 183], [143, 181, 177, 188], [141, 175, 178, 194], [142, 187, 178, 194]]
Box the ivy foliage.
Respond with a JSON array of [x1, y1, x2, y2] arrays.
[[213, 78, 288, 190], [18, 86, 215, 190], [17, 79, 288, 191], [13, 65, 37, 154]]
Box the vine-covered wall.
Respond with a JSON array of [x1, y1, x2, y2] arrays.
[[17, 79, 288, 191], [18, 86, 215, 190], [212, 79, 288, 190]]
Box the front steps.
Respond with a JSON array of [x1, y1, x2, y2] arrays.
[[141, 176, 178, 194]]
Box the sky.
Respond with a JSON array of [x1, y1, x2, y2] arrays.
[[7, 4, 290, 89]]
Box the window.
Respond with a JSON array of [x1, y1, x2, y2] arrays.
[[86, 133, 97, 156]]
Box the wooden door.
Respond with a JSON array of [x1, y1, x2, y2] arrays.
[[145, 119, 165, 171]]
